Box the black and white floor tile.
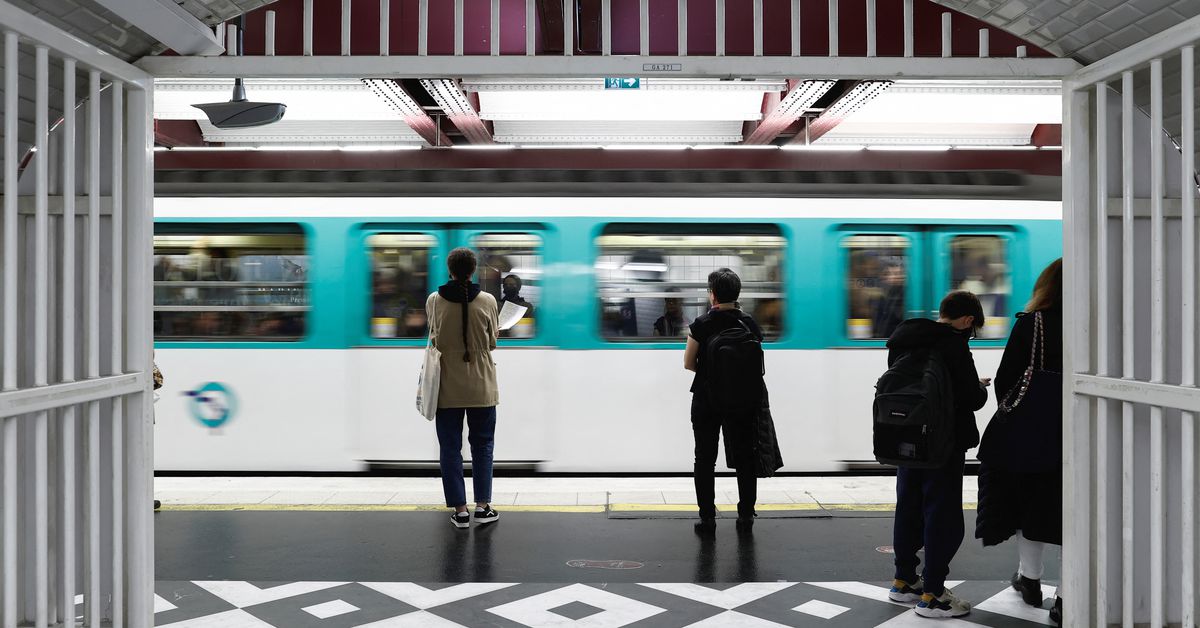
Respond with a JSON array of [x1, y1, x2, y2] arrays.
[[153, 580, 1059, 627]]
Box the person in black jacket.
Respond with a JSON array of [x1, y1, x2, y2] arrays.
[[684, 268, 764, 534], [885, 291, 990, 619], [975, 258, 1063, 625]]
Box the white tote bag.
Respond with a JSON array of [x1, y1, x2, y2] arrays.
[[415, 296, 441, 421]]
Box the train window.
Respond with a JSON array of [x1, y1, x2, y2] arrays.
[[472, 233, 541, 339], [844, 235, 909, 340], [153, 230, 309, 341], [368, 234, 436, 338], [595, 231, 786, 341], [949, 235, 1011, 339]]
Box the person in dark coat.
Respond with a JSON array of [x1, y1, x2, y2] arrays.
[[684, 268, 770, 534], [975, 258, 1063, 624], [885, 291, 990, 619]]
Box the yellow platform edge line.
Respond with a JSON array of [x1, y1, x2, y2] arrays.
[[159, 504, 605, 513]]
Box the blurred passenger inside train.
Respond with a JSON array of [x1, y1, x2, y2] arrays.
[[872, 263, 906, 339], [653, 291, 687, 337], [684, 268, 779, 534], [884, 290, 989, 619], [975, 258, 1063, 625], [427, 247, 501, 530]]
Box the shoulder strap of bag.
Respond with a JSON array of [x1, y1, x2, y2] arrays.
[[998, 311, 1042, 412], [426, 295, 437, 347]]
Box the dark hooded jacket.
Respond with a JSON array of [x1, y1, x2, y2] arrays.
[[886, 318, 988, 451]]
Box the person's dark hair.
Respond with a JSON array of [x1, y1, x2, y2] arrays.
[[939, 290, 985, 332], [707, 268, 741, 305], [1026, 258, 1062, 312], [447, 247, 478, 362]]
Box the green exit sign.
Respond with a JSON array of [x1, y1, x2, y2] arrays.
[[605, 78, 641, 89]]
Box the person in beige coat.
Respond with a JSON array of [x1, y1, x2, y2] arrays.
[[428, 247, 501, 529]]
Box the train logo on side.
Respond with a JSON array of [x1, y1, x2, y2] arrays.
[[184, 382, 238, 429]]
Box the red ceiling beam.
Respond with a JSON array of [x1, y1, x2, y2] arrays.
[[364, 79, 452, 147], [793, 80, 892, 145], [420, 79, 492, 145], [745, 80, 836, 145], [154, 119, 207, 148], [1030, 123, 1062, 147], [154, 147, 1063, 177]]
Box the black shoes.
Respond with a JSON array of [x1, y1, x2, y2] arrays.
[[451, 512, 471, 529], [474, 505, 499, 525], [694, 517, 717, 535], [1049, 597, 1062, 625], [735, 515, 755, 533], [1010, 572, 1043, 607], [153, 500, 161, 511]]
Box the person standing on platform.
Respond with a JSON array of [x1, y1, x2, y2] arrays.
[[975, 259, 1064, 625], [427, 247, 501, 529], [884, 291, 990, 618]]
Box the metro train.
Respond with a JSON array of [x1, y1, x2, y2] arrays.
[[151, 196, 1062, 472]]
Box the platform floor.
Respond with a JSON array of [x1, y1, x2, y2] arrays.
[[153, 504, 1061, 627]]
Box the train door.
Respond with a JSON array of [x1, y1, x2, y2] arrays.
[[448, 226, 554, 470]]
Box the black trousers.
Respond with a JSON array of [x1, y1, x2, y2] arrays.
[[692, 396, 757, 519], [893, 452, 966, 596]]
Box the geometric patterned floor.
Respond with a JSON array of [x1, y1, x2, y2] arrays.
[[154, 580, 1058, 627]]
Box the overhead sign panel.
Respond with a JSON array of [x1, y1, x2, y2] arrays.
[[605, 78, 641, 90]]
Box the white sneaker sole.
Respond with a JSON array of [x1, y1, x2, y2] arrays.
[[914, 605, 970, 618], [888, 592, 923, 604], [475, 514, 499, 525], [451, 518, 470, 529]]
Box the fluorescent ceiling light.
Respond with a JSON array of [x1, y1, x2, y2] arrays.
[[517, 144, 603, 149], [339, 145, 423, 151], [845, 91, 1061, 124], [952, 145, 1038, 150], [621, 262, 669, 272], [479, 90, 768, 122], [691, 144, 779, 150], [453, 144, 514, 150], [781, 144, 864, 151], [604, 144, 692, 150], [867, 145, 951, 151]]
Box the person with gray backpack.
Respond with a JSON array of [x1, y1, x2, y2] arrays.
[[873, 291, 990, 618]]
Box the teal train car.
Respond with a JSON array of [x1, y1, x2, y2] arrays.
[[152, 196, 1062, 472]]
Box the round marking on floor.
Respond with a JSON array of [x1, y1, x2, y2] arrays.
[[566, 559, 645, 570]]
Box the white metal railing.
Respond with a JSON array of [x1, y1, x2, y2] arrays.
[[0, 1, 154, 626], [1063, 12, 1199, 628]]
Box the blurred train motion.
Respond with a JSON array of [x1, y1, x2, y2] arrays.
[[152, 196, 1061, 472]]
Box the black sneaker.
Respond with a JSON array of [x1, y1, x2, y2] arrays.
[[1048, 597, 1061, 625], [694, 517, 717, 535], [451, 511, 471, 529], [1011, 572, 1043, 607], [153, 500, 161, 511], [474, 505, 499, 525], [735, 516, 755, 533]]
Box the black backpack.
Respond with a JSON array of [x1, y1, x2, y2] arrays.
[[703, 318, 764, 413], [873, 349, 956, 468]]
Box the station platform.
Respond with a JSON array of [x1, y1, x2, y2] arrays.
[[152, 476, 1060, 627]]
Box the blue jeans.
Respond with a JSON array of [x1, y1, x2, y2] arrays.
[[893, 453, 966, 596], [435, 406, 497, 508]]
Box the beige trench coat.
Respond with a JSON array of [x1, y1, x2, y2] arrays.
[[427, 291, 499, 408]]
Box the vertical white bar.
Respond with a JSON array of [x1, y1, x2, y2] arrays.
[[715, 0, 724, 57], [791, 0, 800, 56], [342, 0, 351, 55], [978, 28, 988, 58], [265, 11, 276, 56], [865, 0, 875, 57], [34, 44, 50, 628], [827, 0, 837, 57], [1016, 45, 1026, 58], [379, 1, 389, 56], [215, 23, 225, 53], [1, 32, 17, 628], [85, 69, 101, 628], [903, 0, 913, 57], [455, 0, 464, 56], [59, 56, 77, 628], [303, 0, 313, 55], [109, 80, 125, 628], [1094, 80, 1109, 627], [419, 0, 429, 56], [1180, 44, 1196, 628], [1149, 58, 1165, 628], [492, 0, 501, 56], [1062, 84, 1093, 628], [753, 0, 762, 57], [225, 24, 236, 56], [526, 0, 535, 55], [940, 13, 951, 58], [678, 0, 687, 55], [602, 0, 611, 56], [1120, 69, 1135, 628], [563, 0, 572, 56], [641, 0, 650, 56], [123, 78, 154, 628]]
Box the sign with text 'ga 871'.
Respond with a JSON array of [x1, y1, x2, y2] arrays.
[[605, 77, 641, 89]]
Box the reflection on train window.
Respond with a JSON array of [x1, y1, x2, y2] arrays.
[[950, 235, 1011, 339], [472, 233, 541, 339], [844, 235, 909, 340], [595, 231, 786, 341], [153, 230, 309, 341], [368, 234, 435, 339]]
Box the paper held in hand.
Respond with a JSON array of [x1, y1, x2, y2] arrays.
[[498, 301, 529, 331]]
